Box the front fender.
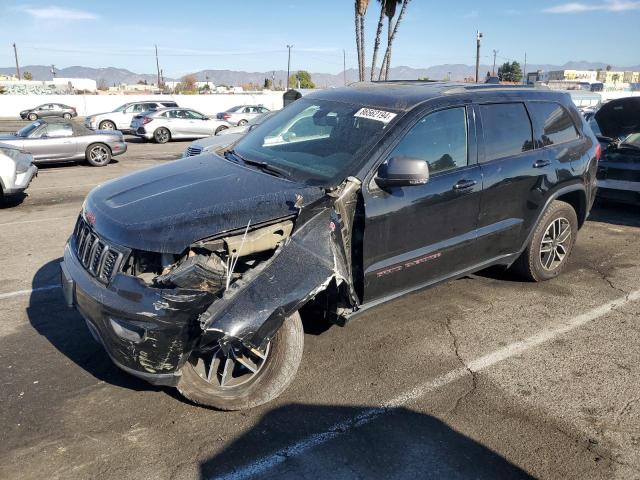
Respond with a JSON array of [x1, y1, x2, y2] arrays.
[[198, 207, 351, 349]]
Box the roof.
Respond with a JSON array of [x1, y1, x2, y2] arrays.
[[305, 81, 570, 112]]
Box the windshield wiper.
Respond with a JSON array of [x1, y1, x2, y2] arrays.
[[226, 149, 291, 179]]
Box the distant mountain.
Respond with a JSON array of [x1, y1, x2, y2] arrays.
[[3, 61, 640, 88]]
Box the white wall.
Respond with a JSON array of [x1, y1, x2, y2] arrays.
[[0, 93, 285, 117]]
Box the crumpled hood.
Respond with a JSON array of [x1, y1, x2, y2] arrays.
[[84, 153, 325, 253], [594, 97, 640, 140]]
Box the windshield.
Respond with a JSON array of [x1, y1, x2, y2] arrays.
[[113, 104, 128, 112], [17, 120, 44, 137], [622, 133, 640, 147], [232, 99, 396, 186], [227, 106, 243, 112]]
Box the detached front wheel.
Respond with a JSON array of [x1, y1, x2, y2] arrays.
[[177, 312, 304, 410]]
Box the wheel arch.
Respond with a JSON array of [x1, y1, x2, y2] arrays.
[[513, 184, 587, 263]]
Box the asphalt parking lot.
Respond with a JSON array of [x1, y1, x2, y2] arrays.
[[1, 127, 639, 480]]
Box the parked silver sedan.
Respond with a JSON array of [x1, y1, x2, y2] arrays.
[[216, 105, 271, 126], [0, 118, 127, 167], [131, 108, 231, 144]]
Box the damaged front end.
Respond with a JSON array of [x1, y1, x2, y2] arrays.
[[62, 176, 363, 385]]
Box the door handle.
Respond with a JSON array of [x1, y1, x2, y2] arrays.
[[533, 159, 551, 168], [453, 179, 477, 191]]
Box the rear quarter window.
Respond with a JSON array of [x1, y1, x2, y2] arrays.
[[527, 102, 580, 147], [480, 103, 534, 162]]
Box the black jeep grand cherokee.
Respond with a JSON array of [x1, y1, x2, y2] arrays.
[[61, 83, 599, 410]]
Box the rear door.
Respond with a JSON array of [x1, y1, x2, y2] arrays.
[[362, 105, 483, 302], [474, 102, 552, 259]]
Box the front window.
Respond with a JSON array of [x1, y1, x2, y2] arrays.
[[233, 99, 397, 186]]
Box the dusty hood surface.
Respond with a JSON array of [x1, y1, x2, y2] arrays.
[[594, 97, 640, 140], [84, 153, 324, 253], [0, 134, 19, 141]]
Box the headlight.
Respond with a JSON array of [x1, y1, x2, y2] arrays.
[[0, 146, 33, 173]]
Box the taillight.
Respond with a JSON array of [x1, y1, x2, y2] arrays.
[[142, 117, 153, 125], [223, 113, 231, 120], [595, 143, 602, 161], [71, 107, 77, 112]]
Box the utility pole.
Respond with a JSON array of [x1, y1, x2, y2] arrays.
[[286, 45, 293, 90], [523, 52, 527, 85], [448, 71, 452, 81], [492, 49, 499, 76], [475, 31, 483, 83], [155, 45, 161, 90], [12, 43, 20, 80], [343, 49, 347, 86], [271, 71, 275, 90], [50, 64, 56, 78]]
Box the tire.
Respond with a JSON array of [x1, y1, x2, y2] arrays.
[[62, 113, 72, 119], [177, 312, 304, 410], [512, 200, 578, 282], [237, 119, 248, 126], [154, 127, 171, 144], [99, 120, 115, 130], [86, 143, 112, 167], [215, 125, 228, 135], [28, 113, 38, 121]]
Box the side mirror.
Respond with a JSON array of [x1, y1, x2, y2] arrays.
[[375, 156, 429, 188]]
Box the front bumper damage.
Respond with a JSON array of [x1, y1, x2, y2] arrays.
[[61, 177, 362, 386]]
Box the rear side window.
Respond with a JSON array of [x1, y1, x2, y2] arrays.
[[480, 103, 533, 162], [527, 102, 580, 147], [161, 102, 178, 107], [389, 107, 468, 175]]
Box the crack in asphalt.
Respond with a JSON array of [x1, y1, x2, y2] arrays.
[[444, 315, 477, 413], [590, 263, 630, 297]]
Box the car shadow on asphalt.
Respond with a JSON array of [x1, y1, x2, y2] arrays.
[[199, 403, 533, 479], [26, 258, 181, 398], [587, 202, 640, 228]]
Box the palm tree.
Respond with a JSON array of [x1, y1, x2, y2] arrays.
[[378, 0, 410, 80], [355, 0, 370, 81], [370, 1, 387, 81]]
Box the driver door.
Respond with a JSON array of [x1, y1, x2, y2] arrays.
[[23, 123, 76, 161], [361, 105, 483, 302]]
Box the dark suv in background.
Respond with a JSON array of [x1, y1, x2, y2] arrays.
[[61, 83, 599, 410]]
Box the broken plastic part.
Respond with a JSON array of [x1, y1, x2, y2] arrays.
[[155, 254, 227, 292], [224, 220, 293, 257]]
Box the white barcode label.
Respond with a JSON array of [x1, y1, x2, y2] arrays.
[[354, 108, 397, 124]]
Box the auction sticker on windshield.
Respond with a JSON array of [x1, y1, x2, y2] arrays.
[[354, 108, 397, 124]]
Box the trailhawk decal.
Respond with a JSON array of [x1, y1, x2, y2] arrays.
[[354, 108, 397, 124], [375, 252, 442, 278]]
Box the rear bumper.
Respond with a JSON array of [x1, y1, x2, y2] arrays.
[[2, 165, 38, 195], [110, 141, 128, 157], [134, 127, 154, 140], [61, 242, 215, 386], [597, 186, 640, 205]]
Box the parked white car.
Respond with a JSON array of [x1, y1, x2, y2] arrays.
[[131, 108, 231, 144], [0, 143, 37, 199], [84, 100, 179, 133]]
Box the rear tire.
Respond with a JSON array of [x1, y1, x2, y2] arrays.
[[215, 125, 228, 135], [62, 113, 72, 119], [154, 127, 171, 144], [177, 312, 304, 410], [86, 143, 112, 167], [512, 200, 578, 282], [237, 119, 248, 126], [28, 113, 38, 121]]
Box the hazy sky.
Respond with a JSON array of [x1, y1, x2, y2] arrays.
[[1, 0, 639, 76]]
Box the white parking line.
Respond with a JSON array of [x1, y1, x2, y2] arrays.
[[29, 183, 100, 191], [0, 216, 76, 227], [212, 289, 640, 480], [0, 284, 60, 300]]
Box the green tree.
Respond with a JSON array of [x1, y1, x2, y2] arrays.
[[289, 70, 315, 89], [264, 78, 273, 89], [0, 85, 6, 95], [23, 71, 33, 80], [497, 61, 523, 83]]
